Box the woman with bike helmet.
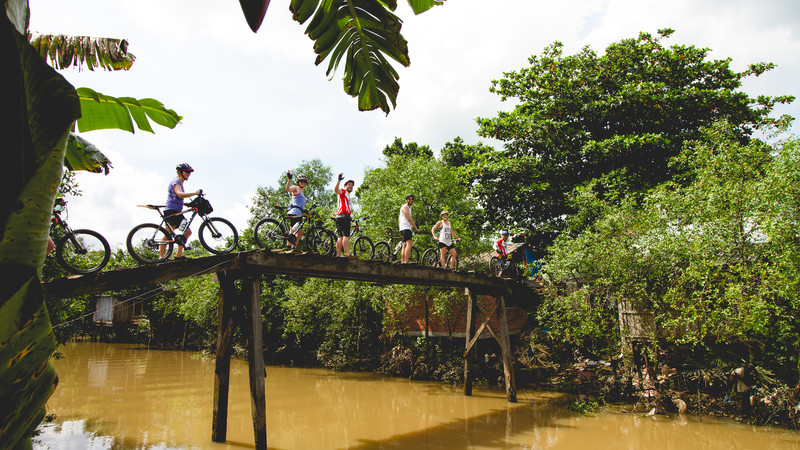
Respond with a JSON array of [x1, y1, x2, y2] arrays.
[[163, 163, 201, 259], [285, 170, 308, 251]]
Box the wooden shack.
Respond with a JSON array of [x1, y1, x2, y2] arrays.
[[93, 295, 144, 325]]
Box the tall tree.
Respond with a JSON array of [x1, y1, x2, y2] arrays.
[[543, 122, 800, 388], [471, 29, 794, 241]]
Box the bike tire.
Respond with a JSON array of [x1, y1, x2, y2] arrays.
[[306, 226, 336, 255], [408, 246, 420, 264], [127, 223, 173, 264], [254, 218, 286, 250], [55, 229, 111, 274], [446, 252, 459, 271], [352, 236, 374, 260], [489, 256, 502, 276], [199, 217, 239, 254], [373, 241, 391, 262], [422, 248, 439, 268]]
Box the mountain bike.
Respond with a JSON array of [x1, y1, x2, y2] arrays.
[[253, 203, 335, 255], [126, 191, 239, 263], [422, 237, 460, 270], [489, 254, 520, 278], [330, 215, 373, 260], [49, 207, 110, 274], [373, 226, 419, 263]]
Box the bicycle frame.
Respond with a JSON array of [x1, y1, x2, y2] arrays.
[[143, 197, 223, 244], [50, 213, 83, 253], [272, 204, 310, 237]]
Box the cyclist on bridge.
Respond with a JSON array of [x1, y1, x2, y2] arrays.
[[163, 163, 200, 260], [398, 194, 419, 263], [333, 173, 355, 257], [495, 231, 510, 258], [285, 170, 307, 252], [46, 197, 67, 256], [494, 231, 511, 276], [431, 210, 460, 270]]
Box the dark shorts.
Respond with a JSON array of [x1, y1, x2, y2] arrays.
[[437, 242, 455, 251], [400, 229, 414, 242], [335, 214, 351, 237], [290, 216, 303, 229], [164, 209, 185, 229]]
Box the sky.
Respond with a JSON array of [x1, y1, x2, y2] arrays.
[[28, 0, 800, 247]]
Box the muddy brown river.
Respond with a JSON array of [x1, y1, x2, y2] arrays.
[[33, 342, 800, 449]]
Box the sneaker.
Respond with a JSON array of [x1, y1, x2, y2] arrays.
[[174, 255, 191, 260]]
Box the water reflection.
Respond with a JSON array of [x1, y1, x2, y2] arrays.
[[34, 343, 800, 449]]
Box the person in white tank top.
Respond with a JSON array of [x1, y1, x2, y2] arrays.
[[398, 194, 419, 263], [431, 210, 460, 269]]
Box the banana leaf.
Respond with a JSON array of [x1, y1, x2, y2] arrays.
[[1, 1, 80, 447], [65, 133, 112, 174], [76, 87, 182, 133]]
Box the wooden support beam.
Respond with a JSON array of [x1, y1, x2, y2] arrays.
[[463, 288, 479, 396], [243, 277, 267, 450], [463, 302, 499, 358], [212, 272, 236, 443], [497, 293, 517, 403]]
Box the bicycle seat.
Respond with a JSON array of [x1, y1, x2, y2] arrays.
[[137, 204, 164, 210]]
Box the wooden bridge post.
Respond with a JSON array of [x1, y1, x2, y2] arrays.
[[497, 293, 517, 402], [243, 276, 267, 450], [463, 288, 479, 396], [212, 272, 236, 443]]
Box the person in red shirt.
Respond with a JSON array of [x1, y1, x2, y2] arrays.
[[494, 231, 510, 257], [333, 173, 355, 257]]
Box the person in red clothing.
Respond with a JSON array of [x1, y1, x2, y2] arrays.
[[494, 230, 510, 257], [333, 173, 355, 257]]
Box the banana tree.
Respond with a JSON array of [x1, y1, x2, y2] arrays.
[[1, 4, 180, 448]]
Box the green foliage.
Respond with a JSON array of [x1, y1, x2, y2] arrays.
[[470, 29, 794, 245], [282, 279, 384, 367], [247, 159, 335, 227], [568, 399, 600, 415], [75, 87, 182, 134], [383, 137, 433, 159], [543, 121, 800, 385]]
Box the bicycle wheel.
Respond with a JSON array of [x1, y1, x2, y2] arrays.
[[127, 223, 173, 264], [489, 256, 502, 276], [254, 218, 286, 250], [199, 217, 238, 254], [409, 246, 420, 263], [352, 236, 374, 260], [306, 226, 335, 255], [55, 229, 110, 274], [422, 248, 439, 268], [373, 241, 391, 262]]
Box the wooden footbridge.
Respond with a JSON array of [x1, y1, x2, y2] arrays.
[[42, 248, 541, 450]]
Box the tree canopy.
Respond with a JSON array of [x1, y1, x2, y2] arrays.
[[542, 122, 800, 383], [468, 29, 794, 244]]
